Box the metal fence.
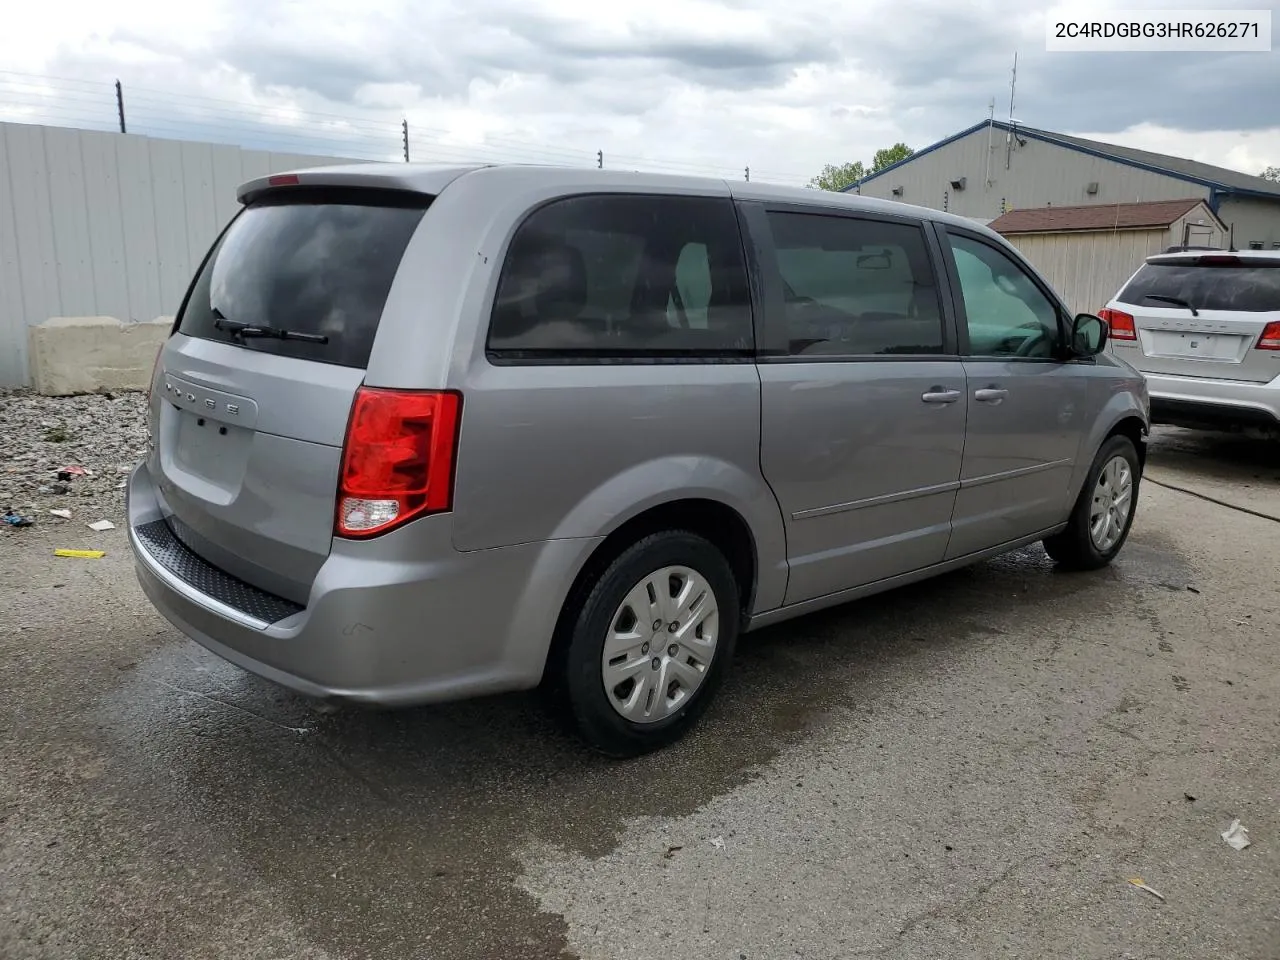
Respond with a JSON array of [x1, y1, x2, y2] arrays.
[[0, 120, 358, 386], [0, 70, 811, 186]]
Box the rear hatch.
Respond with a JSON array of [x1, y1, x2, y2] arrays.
[[152, 184, 433, 604], [1107, 253, 1280, 383]]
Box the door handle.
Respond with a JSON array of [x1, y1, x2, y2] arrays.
[[921, 387, 962, 404], [974, 387, 1009, 403]]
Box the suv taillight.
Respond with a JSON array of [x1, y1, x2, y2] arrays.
[[336, 387, 463, 539], [1257, 321, 1280, 351], [1099, 307, 1137, 341]]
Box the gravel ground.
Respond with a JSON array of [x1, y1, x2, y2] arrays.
[[0, 390, 147, 534], [2, 393, 1279, 960]]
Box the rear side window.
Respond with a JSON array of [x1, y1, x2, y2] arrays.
[[766, 212, 945, 356], [487, 195, 753, 359], [178, 189, 430, 368], [1118, 260, 1280, 313]]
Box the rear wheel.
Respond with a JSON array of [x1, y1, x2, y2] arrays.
[[555, 531, 739, 757], [1043, 435, 1141, 570]]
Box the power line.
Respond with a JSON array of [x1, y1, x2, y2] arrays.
[[0, 70, 817, 186]]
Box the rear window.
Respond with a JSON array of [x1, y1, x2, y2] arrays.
[[487, 194, 753, 359], [177, 189, 430, 368], [1118, 260, 1280, 313]]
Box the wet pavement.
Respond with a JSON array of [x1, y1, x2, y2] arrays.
[[2, 427, 1278, 959]]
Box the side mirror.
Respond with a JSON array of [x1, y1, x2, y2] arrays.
[[1071, 313, 1109, 357]]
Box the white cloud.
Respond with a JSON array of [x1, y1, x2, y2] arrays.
[[1, 0, 1277, 187]]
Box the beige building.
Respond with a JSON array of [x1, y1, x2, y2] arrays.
[[851, 121, 1280, 251], [985, 198, 1227, 314]]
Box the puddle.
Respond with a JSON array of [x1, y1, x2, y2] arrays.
[[82, 540, 1133, 960]]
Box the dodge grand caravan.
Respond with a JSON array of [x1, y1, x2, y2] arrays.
[[128, 164, 1149, 755]]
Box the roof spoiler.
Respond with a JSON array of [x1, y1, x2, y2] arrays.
[[235, 163, 482, 205]]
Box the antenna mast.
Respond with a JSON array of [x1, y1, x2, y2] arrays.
[[1005, 52, 1018, 170], [1008, 51, 1017, 123], [985, 97, 995, 189]]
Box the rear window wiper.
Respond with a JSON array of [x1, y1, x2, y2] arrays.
[[213, 312, 329, 344], [1143, 294, 1199, 317]]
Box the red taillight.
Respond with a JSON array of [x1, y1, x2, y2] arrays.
[[336, 388, 462, 538], [267, 173, 300, 187], [1099, 307, 1137, 341], [1258, 321, 1280, 351]]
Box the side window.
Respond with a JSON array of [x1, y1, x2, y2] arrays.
[[765, 212, 946, 357], [488, 195, 753, 357], [946, 234, 1062, 358]]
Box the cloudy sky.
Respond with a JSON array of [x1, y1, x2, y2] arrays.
[[2, 0, 1278, 186]]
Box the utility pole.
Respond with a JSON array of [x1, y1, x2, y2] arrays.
[[597, 149, 603, 168], [115, 80, 126, 134], [402, 120, 409, 162], [744, 166, 750, 182]]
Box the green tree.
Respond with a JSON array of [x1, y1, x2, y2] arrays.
[[872, 142, 914, 173], [808, 160, 866, 192], [808, 143, 915, 192], [1261, 166, 1280, 182]]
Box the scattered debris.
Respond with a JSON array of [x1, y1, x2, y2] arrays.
[[1184, 793, 1196, 803], [708, 836, 725, 850], [86, 519, 116, 532], [663, 845, 683, 859], [54, 549, 105, 559], [49, 508, 72, 519], [1186, 586, 1201, 594], [1222, 820, 1251, 850], [1127, 878, 1166, 902], [1, 393, 147, 517], [116, 480, 128, 489], [2, 510, 34, 527], [1227, 618, 1251, 628]]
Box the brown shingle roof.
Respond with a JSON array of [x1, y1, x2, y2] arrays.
[[988, 198, 1209, 235]]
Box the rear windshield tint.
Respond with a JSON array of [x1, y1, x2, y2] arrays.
[[1118, 260, 1280, 313], [177, 189, 431, 368]]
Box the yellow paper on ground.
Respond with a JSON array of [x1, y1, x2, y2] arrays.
[[54, 549, 106, 559]]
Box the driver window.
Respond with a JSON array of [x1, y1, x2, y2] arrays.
[[947, 234, 1061, 358]]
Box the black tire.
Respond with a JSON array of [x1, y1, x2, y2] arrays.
[[553, 531, 740, 757], [1043, 434, 1141, 570]]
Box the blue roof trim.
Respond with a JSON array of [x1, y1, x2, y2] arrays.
[[846, 120, 1280, 200], [840, 121, 988, 193]]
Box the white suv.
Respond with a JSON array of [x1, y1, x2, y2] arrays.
[[1102, 250, 1280, 436]]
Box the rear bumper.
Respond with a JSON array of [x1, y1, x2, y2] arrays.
[[127, 464, 599, 705], [1143, 371, 1280, 431]]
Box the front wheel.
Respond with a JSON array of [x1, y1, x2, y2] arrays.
[[1043, 435, 1141, 570], [555, 531, 740, 757]]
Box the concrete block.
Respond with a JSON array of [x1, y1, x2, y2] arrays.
[[28, 316, 173, 396]]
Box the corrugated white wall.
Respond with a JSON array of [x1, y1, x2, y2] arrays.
[[1005, 228, 1171, 315], [0, 122, 359, 386], [856, 126, 1211, 222]]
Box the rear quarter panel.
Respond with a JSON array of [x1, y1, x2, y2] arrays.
[[363, 168, 789, 614]]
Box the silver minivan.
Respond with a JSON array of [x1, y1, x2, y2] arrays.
[[128, 164, 1149, 755]]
